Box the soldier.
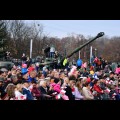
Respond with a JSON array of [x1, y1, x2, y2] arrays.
[[21, 53, 27, 64], [44, 45, 50, 58], [50, 45, 55, 58], [5, 51, 11, 61]]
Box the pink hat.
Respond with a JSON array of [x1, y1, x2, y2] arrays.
[[22, 64, 27, 68], [50, 83, 56, 87]]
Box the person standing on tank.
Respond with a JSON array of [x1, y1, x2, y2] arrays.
[[50, 45, 55, 58]]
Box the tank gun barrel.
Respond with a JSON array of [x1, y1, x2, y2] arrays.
[[67, 32, 104, 58]]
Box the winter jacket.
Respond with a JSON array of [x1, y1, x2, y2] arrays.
[[28, 77, 37, 83], [31, 87, 41, 99], [93, 84, 103, 94], [22, 87, 34, 100], [39, 86, 49, 95], [82, 87, 94, 100], [100, 82, 106, 90], [0, 86, 7, 100], [74, 87, 84, 100], [64, 85, 75, 100], [50, 83, 61, 93], [15, 90, 26, 100], [38, 86, 53, 100], [115, 68, 120, 74]]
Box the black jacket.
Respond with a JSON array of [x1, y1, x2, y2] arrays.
[[38, 86, 54, 100], [65, 85, 75, 100], [21, 56, 27, 61], [39, 86, 49, 95], [0, 86, 7, 100]]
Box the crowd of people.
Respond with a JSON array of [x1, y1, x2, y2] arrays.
[[0, 55, 120, 100]]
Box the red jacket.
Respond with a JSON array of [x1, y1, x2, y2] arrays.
[[93, 84, 103, 94], [31, 87, 41, 99]]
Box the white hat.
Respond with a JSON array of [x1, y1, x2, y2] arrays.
[[93, 74, 99, 80], [80, 77, 84, 79], [0, 68, 8, 72], [106, 77, 110, 81], [36, 62, 39, 66], [45, 77, 50, 80]]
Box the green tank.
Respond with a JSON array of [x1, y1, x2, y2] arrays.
[[38, 32, 105, 69], [0, 61, 14, 70]]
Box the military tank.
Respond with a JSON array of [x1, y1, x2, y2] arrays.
[[38, 58, 57, 70], [36, 32, 105, 69]]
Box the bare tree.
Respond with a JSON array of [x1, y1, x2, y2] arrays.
[[4, 21, 43, 58], [2, 20, 120, 63]]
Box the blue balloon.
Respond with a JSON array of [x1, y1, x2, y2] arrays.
[[77, 59, 82, 67]]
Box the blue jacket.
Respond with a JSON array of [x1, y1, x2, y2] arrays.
[[35, 66, 39, 72], [42, 71, 47, 77], [22, 88, 34, 100], [28, 76, 37, 83]]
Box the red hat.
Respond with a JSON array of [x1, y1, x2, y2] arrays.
[[28, 67, 35, 74], [90, 66, 94, 71], [86, 77, 91, 83]]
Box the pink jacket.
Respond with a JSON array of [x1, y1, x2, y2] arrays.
[[50, 83, 61, 93], [115, 68, 120, 74]]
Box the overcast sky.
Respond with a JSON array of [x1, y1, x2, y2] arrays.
[[25, 20, 120, 38]]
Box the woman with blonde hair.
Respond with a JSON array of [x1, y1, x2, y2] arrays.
[[14, 84, 26, 100], [74, 80, 84, 100], [5, 83, 16, 100]]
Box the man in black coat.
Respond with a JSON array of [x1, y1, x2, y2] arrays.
[[21, 53, 27, 64], [0, 77, 8, 100], [64, 85, 75, 100], [64, 75, 76, 100], [44, 46, 50, 58]]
